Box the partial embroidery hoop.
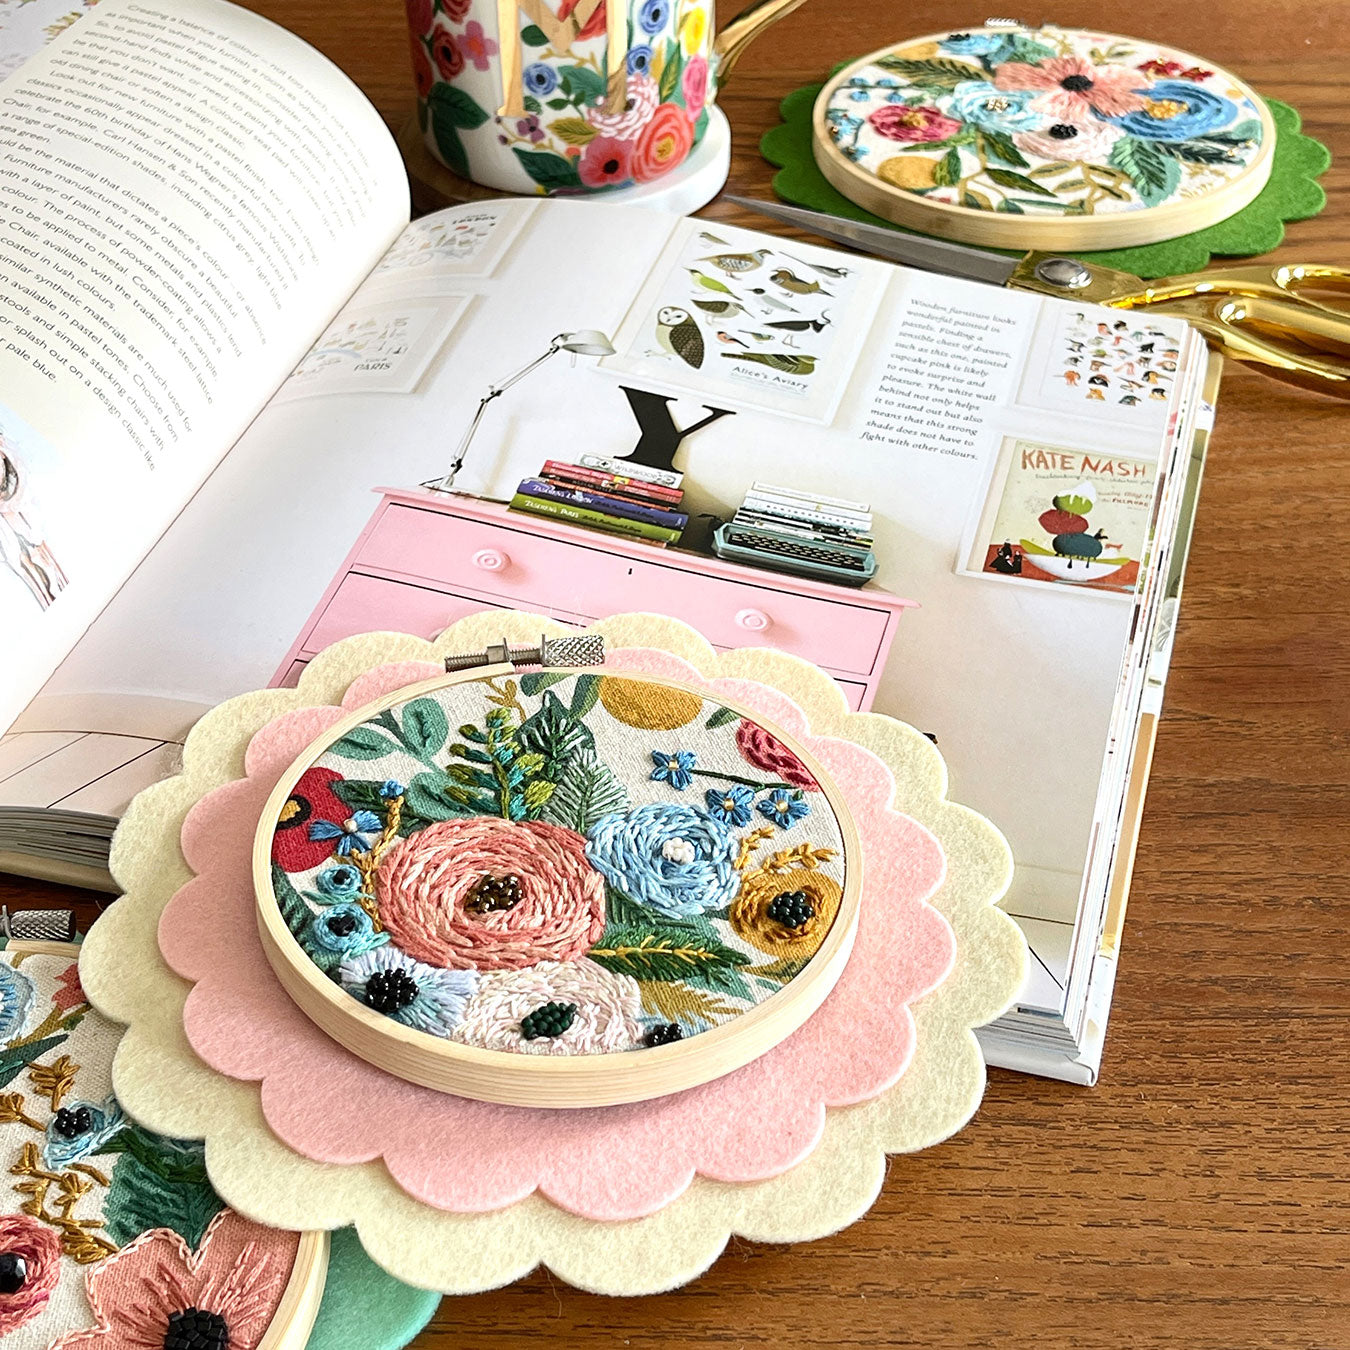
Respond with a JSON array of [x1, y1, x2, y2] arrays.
[[813, 26, 1276, 250], [252, 664, 862, 1109], [1, 941, 330, 1350]]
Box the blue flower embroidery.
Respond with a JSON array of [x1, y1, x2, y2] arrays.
[[0, 963, 35, 1040], [586, 803, 740, 919], [757, 788, 811, 829], [1107, 80, 1239, 142], [314, 862, 364, 899], [703, 784, 754, 827], [309, 809, 381, 856], [637, 0, 669, 35], [339, 948, 477, 1038], [650, 749, 696, 790], [939, 31, 1008, 57], [849, 88, 871, 103], [309, 904, 389, 957], [524, 62, 558, 96], [947, 80, 1045, 132], [380, 779, 405, 799], [42, 1097, 125, 1170], [627, 43, 654, 76]]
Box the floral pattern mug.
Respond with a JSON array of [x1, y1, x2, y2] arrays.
[[406, 0, 807, 194]]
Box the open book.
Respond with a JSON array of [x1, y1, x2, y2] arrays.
[[0, 0, 1218, 1083]]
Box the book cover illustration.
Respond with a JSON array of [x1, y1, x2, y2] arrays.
[[602, 220, 885, 424], [368, 199, 536, 281], [275, 296, 469, 400], [963, 437, 1157, 595]]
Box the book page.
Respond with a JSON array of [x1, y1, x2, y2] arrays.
[[13, 201, 1195, 1020], [0, 0, 409, 730]]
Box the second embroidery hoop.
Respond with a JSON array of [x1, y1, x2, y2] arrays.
[[253, 663, 862, 1108], [813, 25, 1276, 250]]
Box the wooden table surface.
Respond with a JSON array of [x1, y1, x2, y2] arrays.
[[4, 2, 1348, 1346]]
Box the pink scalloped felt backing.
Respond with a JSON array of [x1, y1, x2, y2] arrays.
[[158, 651, 955, 1223]]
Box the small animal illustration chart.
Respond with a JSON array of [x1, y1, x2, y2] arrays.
[[275, 296, 470, 401], [961, 436, 1157, 595], [603, 220, 886, 424], [369, 200, 537, 282]]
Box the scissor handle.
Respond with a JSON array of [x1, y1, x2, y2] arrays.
[[1156, 293, 1350, 399], [1129, 263, 1350, 319]]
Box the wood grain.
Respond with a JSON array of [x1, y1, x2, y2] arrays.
[[3, 2, 1348, 1345]]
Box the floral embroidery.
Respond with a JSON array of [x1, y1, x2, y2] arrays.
[[270, 767, 351, 872], [0, 1214, 61, 1335], [825, 25, 1265, 215], [731, 859, 843, 958], [41, 1097, 124, 1171], [0, 964, 34, 1040], [272, 673, 849, 1051], [339, 947, 477, 1035]]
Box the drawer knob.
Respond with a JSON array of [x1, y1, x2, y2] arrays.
[[735, 607, 772, 633], [472, 548, 510, 573]]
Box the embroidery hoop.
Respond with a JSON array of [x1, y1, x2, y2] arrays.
[[812, 27, 1277, 250], [2, 941, 330, 1350], [251, 664, 863, 1109]]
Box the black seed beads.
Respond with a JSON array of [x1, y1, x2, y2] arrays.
[[365, 968, 420, 1015], [326, 911, 359, 938], [465, 873, 523, 915], [642, 1023, 683, 1047], [0, 1252, 27, 1295], [1049, 123, 1079, 140], [51, 1105, 94, 1139], [520, 1001, 577, 1040], [1060, 73, 1094, 91], [767, 890, 816, 930], [163, 1307, 230, 1350]]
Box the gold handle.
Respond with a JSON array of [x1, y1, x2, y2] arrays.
[[713, 0, 810, 82], [1121, 262, 1350, 319], [1157, 293, 1350, 398]]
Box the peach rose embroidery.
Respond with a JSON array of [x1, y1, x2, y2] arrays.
[[376, 817, 605, 970], [0, 1215, 61, 1336]]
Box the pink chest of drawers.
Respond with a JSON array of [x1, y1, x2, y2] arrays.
[[273, 488, 917, 711]]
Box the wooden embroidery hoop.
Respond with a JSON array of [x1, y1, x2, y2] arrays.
[[812, 29, 1277, 251], [3, 942, 330, 1350], [252, 664, 863, 1109]]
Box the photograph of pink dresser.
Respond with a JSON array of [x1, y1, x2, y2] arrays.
[[272, 488, 917, 709]]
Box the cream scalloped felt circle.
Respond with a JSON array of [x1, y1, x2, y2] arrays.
[[78, 612, 1028, 1296]]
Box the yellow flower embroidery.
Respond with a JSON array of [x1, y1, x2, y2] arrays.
[[597, 676, 702, 730]]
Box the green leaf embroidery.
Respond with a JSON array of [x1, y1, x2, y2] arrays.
[[549, 116, 598, 146], [328, 726, 399, 760], [659, 40, 681, 102], [560, 63, 606, 106], [404, 771, 475, 823], [399, 697, 449, 759], [933, 146, 962, 188], [331, 780, 391, 812], [545, 97, 571, 111], [512, 147, 583, 190], [519, 690, 593, 778], [523, 94, 543, 115], [519, 671, 570, 696], [978, 127, 1028, 169], [996, 198, 1025, 213], [0, 1034, 67, 1089], [104, 1130, 222, 1249], [1004, 33, 1057, 64], [985, 167, 1055, 197], [568, 673, 601, 720], [588, 926, 749, 984], [873, 55, 985, 90], [1108, 136, 1181, 207], [961, 188, 994, 211], [271, 864, 314, 941], [1156, 139, 1241, 166], [1205, 118, 1261, 144], [520, 22, 548, 45], [541, 749, 627, 832], [705, 705, 739, 730], [428, 82, 490, 130]]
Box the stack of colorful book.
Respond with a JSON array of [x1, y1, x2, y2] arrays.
[[508, 456, 687, 547], [713, 481, 878, 586]]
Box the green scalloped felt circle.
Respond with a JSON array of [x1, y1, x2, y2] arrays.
[[761, 80, 1329, 278]]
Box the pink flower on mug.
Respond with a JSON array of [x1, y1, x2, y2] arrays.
[[586, 72, 658, 140], [429, 23, 464, 79], [578, 134, 634, 186], [459, 19, 498, 72], [994, 54, 1147, 120], [735, 718, 820, 790], [410, 36, 435, 98], [441, 0, 473, 19], [631, 101, 693, 181], [0, 1215, 61, 1336], [868, 103, 961, 143], [405, 0, 434, 36], [681, 54, 708, 119], [51, 1210, 300, 1350], [557, 0, 607, 41], [375, 816, 606, 971]]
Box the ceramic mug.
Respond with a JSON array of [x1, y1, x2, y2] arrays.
[[406, 0, 807, 194]]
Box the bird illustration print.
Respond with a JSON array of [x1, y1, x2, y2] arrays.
[[687, 268, 736, 296], [770, 268, 831, 296], [786, 254, 851, 280], [747, 288, 797, 313], [723, 351, 818, 375], [764, 312, 832, 333], [692, 298, 749, 319], [655, 306, 705, 368], [715, 330, 749, 348], [699, 249, 770, 274]]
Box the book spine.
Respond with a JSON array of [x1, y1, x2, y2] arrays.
[[542, 467, 683, 507], [735, 510, 874, 547], [517, 479, 689, 530], [749, 481, 870, 514], [542, 461, 684, 503], [578, 455, 684, 489], [509, 493, 682, 544], [743, 494, 872, 532]]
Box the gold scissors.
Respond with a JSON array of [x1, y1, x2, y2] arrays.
[[724, 196, 1350, 399]]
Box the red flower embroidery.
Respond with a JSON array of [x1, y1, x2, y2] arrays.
[[578, 134, 634, 186], [557, 0, 607, 41], [867, 103, 962, 144], [270, 766, 349, 872], [52, 960, 86, 1011], [429, 23, 464, 80], [0, 1216, 61, 1336], [735, 719, 820, 790], [410, 36, 435, 99], [405, 0, 434, 36], [994, 55, 1147, 120], [631, 102, 693, 181]]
